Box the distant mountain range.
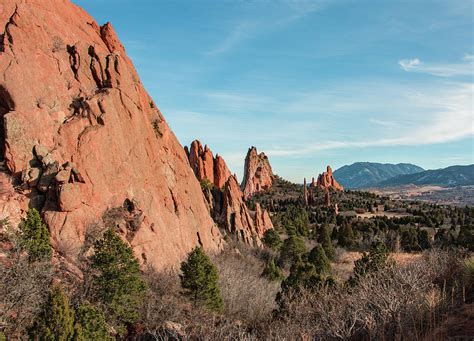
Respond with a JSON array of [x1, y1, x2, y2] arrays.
[[333, 162, 424, 189], [378, 164, 474, 188]]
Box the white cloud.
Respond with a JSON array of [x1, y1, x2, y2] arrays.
[[399, 55, 474, 77], [264, 83, 474, 157], [399, 58, 421, 71]]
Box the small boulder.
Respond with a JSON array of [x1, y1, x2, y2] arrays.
[[33, 144, 49, 161], [58, 183, 81, 211]]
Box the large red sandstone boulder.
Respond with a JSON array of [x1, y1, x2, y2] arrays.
[[241, 146, 274, 200], [0, 0, 223, 269]]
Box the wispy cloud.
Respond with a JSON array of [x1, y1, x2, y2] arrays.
[[399, 55, 474, 77], [204, 0, 332, 55], [205, 22, 256, 55], [265, 83, 474, 156]]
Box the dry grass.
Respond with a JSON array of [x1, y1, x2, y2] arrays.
[[332, 250, 424, 282]]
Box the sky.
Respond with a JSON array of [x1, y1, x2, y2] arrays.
[[73, 0, 473, 183]]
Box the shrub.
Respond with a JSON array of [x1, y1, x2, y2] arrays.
[[317, 224, 335, 260], [180, 247, 223, 312], [29, 285, 75, 340], [279, 234, 306, 267], [337, 222, 355, 248], [90, 229, 146, 333], [18, 208, 52, 261], [262, 229, 282, 251], [74, 303, 112, 341], [308, 245, 331, 276], [349, 241, 388, 285], [262, 259, 284, 281]]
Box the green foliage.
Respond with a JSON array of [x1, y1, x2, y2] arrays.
[[417, 229, 431, 249], [337, 222, 355, 248], [200, 178, 214, 191], [458, 224, 474, 251], [279, 234, 306, 266], [317, 224, 335, 260], [29, 285, 75, 341], [281, 258, 334, 294], [349, 241, 388, 286], [18, 208, 52, 261], [401, 227, 418, 251], [282, 205, 310, 236], [262, 229, 282, 251], [90, 229, 146, 331], [261, 259, 284, 281], [73, 303, 112, 341], [308, 245, 331, 276], [180, 247, 223, 312]]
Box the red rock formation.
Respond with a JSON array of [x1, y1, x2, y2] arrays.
[[186, 141, 273, 244], [303, 178, 308, 206], [186, 140, 231, 189], [0, 0, 223, 269], [214, 154, 231, 189], [241, 147, 274, 200], [254, 202, 273, 237], [315, 166, 344, 191]]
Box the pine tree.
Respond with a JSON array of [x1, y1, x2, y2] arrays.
[[262, 229, 282, 251], [261, 259, 284, 281], [280, 258, 334, 295], [180, 247, 223, 312], [73, 303, 112, 341], [317, 224, 335, 260], [279, 234, 306, 266], [90, 229, 146, 332], [308, 244, 331, 276], [29, 285, 75, 341], [349, 241, 389, 286], [18, 208, 52, 261], [338, 222, 355, 248]]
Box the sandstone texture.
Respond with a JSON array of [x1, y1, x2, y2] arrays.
[[241, 147, 274, 200], [186, 141, 273, 245], [0, 0, 223, 269], [186, 140, 231, 189], [314, 166, 344, 191]]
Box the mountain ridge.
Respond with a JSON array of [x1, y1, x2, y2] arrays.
[[333, 162, 424, 189]]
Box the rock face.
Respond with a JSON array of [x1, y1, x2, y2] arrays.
[[186, 141, 273, 245], [241, 147, 274, 200], [0, 0, 223, 269], [314, 166, 344, 191], [186, 140, 232, 189]]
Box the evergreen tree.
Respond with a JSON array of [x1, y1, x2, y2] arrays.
[[29, 285, 75, 341], [73, 303, 112, 341], [308, 244, 331, 276], [261, 259, 284, 281], [417, 229, 431, 249], [338, 222, 355, 248], [279, 234, 306, 266], [18, 208, 52, 261], [262, 229, 282, 251], [280, 258, 334, 294], [349, 241, 388, 285], [90, 229, 146, 332], [180, 247, 223, 312], [401, 227, 418, 251], [317, 224, 335, 260]]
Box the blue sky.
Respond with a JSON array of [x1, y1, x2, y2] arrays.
[[74, 0, 473, 182]]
